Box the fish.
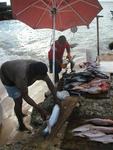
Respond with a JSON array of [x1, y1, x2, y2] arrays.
[[63, 71, 94, 84], [72, 124, 94, 133], [74, 129, 106, 138], [90, 134, 113, 144], [43, 104, 60, 136], [92, 126, 113, 134], [64, 82, 82, 90], [85, 118, 113, 126], [72, 124, 113, 134], [87, 68, 109, 79], [43, 95, 79, 137], [49, 96, 79, 138]]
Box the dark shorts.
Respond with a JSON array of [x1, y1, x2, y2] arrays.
[[49, 60, 62, 74]]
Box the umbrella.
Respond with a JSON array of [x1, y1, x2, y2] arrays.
[[11, 0, 102, 84]]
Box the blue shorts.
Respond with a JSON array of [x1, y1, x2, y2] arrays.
[[5, 85, 21, 99]]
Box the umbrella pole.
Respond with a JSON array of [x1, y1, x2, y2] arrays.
[[53, 15, 55, 85], [96, 15, 103, 56], [52, 8, 56, 85], [96, 16, 99, 56]]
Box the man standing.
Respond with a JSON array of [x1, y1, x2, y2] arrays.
[[0, 59, 58, 131], [48, 35, 72, 83]]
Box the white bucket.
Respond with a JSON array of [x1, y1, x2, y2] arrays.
[[86, 49, 97, 66]]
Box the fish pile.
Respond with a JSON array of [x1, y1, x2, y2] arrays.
[[60, 68, 110, 96], [72, 118, 113, 144]]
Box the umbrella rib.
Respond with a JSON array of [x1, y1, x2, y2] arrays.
[[16, 0, 51, 16], [58, 0, 102, 25], [34, 0, 55, 28], [59, 0, 101, 10], [16, 0, 40, 16], [58, 0, 81, 10], [34, 5, 48, 11], [57, 0, 64, 9], [52, 0, 56, 7], [60, 0, 87, 24], [34, 6, 49, 28], [40, 0, 52, 10], [35, 12, 46, 28], [57, 13, 63, 30], [81, 0, 102, 9]]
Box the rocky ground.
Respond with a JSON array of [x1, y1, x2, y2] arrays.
[[0, 88, 113, 150]]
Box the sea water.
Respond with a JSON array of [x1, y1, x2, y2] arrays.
[[0, 2, 113, 65]]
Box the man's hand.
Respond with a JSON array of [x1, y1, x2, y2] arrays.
[[66, 54, 72, 60], [37, 106, 49, 121], [55, 98, 63, 111]]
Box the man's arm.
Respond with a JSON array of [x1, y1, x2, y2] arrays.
[[43, 74, 61, 104], [66, 42, 72, 60], [21, 88, 48, 120]]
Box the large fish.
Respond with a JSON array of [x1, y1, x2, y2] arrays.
[[47, 96, 79, 138], [85, 118, 113, 126], [72, 124, 94, 133], [90, 134, 113, 144], [43, 104, 60, 135], [92, 126, 113, 134], [73, 129, 106, 138], [72, 122, 113, 134], [43, 92, 79, 137]]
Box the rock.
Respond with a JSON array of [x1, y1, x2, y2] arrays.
[[74, 95, 113, 118], [109, 42, 113, 50]]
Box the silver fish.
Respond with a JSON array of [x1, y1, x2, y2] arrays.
[[74, 129, 105, 138], [92, 126, 113, 134], [90, 134, 113, 144], [72, 124, 94, 133], [72, 124, 113, 134], [85, 118, 113, 126]]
